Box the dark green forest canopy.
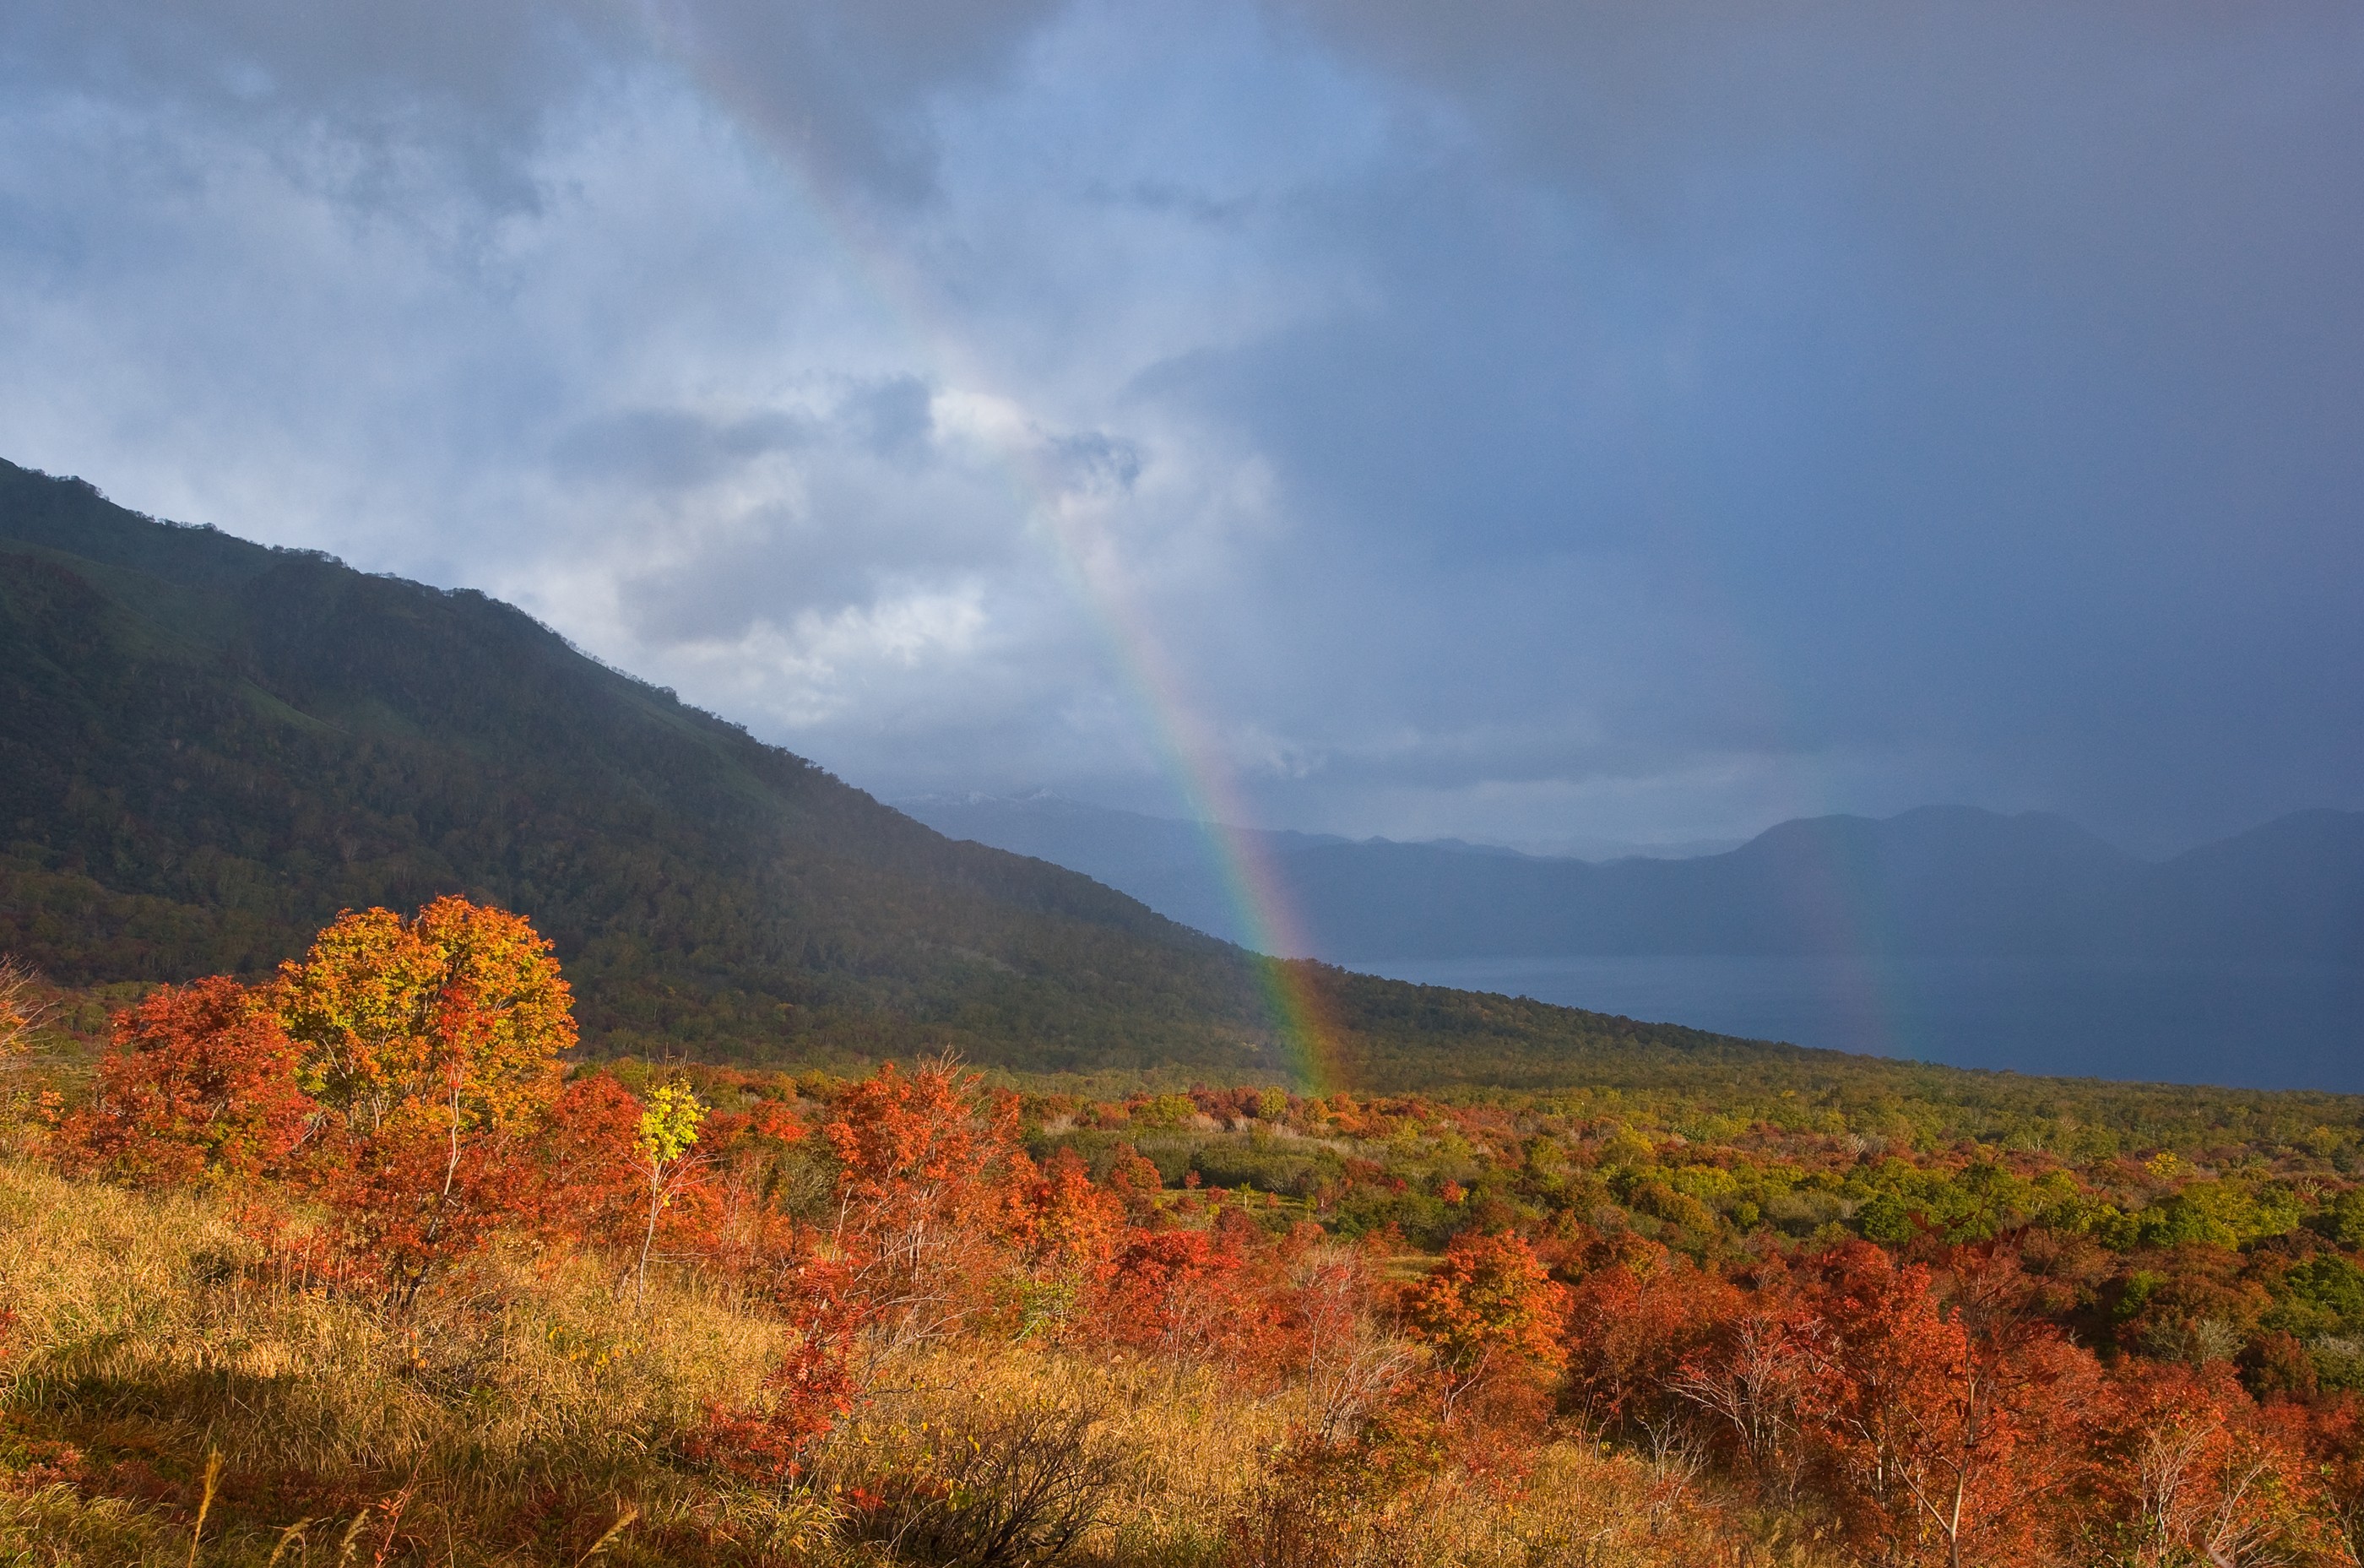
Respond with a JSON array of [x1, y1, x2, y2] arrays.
[[6, 457, 2362, 1147]]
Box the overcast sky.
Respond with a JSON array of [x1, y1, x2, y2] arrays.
[[3, 2, 2358, 855]]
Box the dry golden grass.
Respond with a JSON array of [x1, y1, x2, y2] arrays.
[[0, 1159, 824, 1565], [0, 1163, 1830, 1567], [812, 1345, 1837, 1568]]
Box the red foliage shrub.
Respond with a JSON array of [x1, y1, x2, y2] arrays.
[[1103, 1142, 1163, 1221], [1008, 1147, 1125, 1325], [314, 1101, 538, 1299], [694, 1256, 864, 1482], [529, 1072, 651, 1254], [696, 1099, 814, 1288], [819, 1060, 1032, 1350], [67, 978, 315, 1186], [525, 1072, 723, 1269], [1103, 1227, 1254, 1358], [2244, 1328, 2322, 1402], [697, 1066, 1058, 1481], [2303, 1394, 2364, 1558], [1564, 1242, 1740, 1435]]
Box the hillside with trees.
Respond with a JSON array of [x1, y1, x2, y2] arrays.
[[3, 458, 1777, 1087], [0, 460, 1298, 1073]]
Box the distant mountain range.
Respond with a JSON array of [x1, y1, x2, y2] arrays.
[[901, 794, 2364, 965]]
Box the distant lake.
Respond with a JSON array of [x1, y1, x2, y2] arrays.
[[1353, 954, 2364, 1093]]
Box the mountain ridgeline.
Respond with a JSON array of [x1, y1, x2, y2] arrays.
[[0, 458, 1846, 1091], [903, 795, 2364, 965]]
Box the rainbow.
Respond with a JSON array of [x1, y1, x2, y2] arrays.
[[637, 26, 1348, 1090], [1025, 494, 1349, 1093]]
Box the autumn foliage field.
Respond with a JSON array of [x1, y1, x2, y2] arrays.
[[7, 903, 2364, 1565]]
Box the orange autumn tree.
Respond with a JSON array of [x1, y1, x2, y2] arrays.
[[2090, 1362, 2340, 1568], [268, 897, 577, 1300], [272, 898, 575, 1131], [1667, 1291, 1820, 1500], [1564, 1239, 1743, 1442], [2305, 1395, 2364, 1564], [1008, 1146, 1126, 1337], [1102, 1219, 1261, 1361], [1401, 1229, 1570, 1423], [1793, 1244, 2095, 1568]]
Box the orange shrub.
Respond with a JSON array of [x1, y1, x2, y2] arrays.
[[268, 898, 578, 1300]]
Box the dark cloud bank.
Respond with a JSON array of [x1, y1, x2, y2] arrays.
[[1, 0, 2356, 855]]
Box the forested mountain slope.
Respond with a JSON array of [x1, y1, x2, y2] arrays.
[[0, 459, 1808, 1086], [0, 461, 1272, 1068]]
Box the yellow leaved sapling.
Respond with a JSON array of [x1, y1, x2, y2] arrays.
[[635, 1079, 706, 1303]]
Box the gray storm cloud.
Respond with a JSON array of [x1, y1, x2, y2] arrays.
[[0, 0, 2356, 852]]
